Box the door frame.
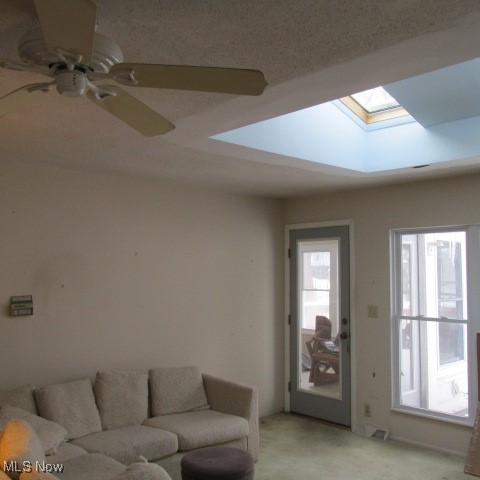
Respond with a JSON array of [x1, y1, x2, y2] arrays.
[[285, 220, 356, 427]]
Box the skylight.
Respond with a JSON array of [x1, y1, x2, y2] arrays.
[[339, 86, 409, 124], [211, 58, 480, 174], [351, 86, 400, 113]]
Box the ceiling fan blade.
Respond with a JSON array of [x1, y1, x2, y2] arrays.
[[1, 58, 54, 77], [110, 64, 268, 96], [87, 85, 175, 137], [0, 83, 50, 117], [33, 0, 97, 63]]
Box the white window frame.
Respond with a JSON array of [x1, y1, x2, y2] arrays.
[[391, 225, 480, 425]]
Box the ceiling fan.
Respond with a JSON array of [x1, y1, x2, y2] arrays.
[[0, 0, 267, 136]]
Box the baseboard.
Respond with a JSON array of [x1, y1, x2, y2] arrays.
[[354, 422, 467, 458], [388, 434, 467, 458]]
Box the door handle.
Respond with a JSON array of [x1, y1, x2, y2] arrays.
[[339, 332, 348, 340]]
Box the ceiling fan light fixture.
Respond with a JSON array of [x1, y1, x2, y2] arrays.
[[55, 69, 87, 97]]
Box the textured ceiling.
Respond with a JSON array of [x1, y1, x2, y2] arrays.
[[2, 1, 480, 197]]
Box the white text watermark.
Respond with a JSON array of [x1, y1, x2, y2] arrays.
[[3, 461, 65, 474]]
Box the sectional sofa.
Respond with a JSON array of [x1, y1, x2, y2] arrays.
[[0, 366, 259, 480]]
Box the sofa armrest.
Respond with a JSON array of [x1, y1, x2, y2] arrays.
[[202, 374, 259, 461]]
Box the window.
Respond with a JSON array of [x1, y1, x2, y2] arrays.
[[351, 87, 400, 114], [299, 240, 339, 331], [339, 86, 409, 124], [391, 227, 480, 424]]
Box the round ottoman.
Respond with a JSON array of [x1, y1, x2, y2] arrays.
[[181, 446, 254, 480]]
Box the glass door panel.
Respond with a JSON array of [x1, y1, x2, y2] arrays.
[[298, 239, 341, 399]]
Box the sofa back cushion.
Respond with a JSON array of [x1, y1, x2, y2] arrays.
[[0, 386, 37, 415], [34, 380, 102, 440], [0, 406, 67, 455], [0, 419, 46, 479], [149, 366, 209, 416], [94, 370, 148, 430]]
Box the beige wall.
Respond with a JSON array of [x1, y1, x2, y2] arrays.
[[4, 157, 479, 454], [286, 173, 480, 454], [0, 161, 285, 416]]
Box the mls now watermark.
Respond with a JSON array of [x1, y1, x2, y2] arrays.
[[3, 461, 65, 474]]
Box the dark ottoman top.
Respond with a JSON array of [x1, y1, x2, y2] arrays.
[[181, 446, 254, 480]]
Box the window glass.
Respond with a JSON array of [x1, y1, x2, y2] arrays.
[[399, 319, 468, 417], [351, 86, 400, 114], [302, 251, 331, 330], [299, 241, 338, 331], [400, 232, 467, 320]]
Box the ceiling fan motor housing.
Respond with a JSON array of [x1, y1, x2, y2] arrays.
[[18, 29, 124, 72], [56, 69, 87, 97]]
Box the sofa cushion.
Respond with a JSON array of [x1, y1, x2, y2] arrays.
[[55, 453, 125, 480], [108, 457, 172, 480], [0, 407, 67, 456], [70, 425, 178, 465], [0, 419, 46, 479], [143, 410, 249, 451], [149, 367, 209, 416], [94, 370, 148, 430], [0, 386, 37, 415], [34, 380, 102, 440], [44, 442, 87, 463]]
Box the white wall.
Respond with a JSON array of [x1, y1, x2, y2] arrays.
[[286, 173, 480, 455], [0, 161, 285, 416]]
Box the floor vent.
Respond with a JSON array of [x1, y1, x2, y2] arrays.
[[371, 429, 389, 440], [353, 424, 390, 440]]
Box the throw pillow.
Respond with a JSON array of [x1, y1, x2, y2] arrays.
[[0, 406, 67, 455], [34, 380, 102, 440], [108, 456, 172, 480], [94, 370, 148, 430], [149, 366, 209, 416], [0, 387, 37, 415], [0, 419, 46, 480]]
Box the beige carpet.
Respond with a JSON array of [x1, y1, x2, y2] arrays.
[[255, 413, 470, 480]]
